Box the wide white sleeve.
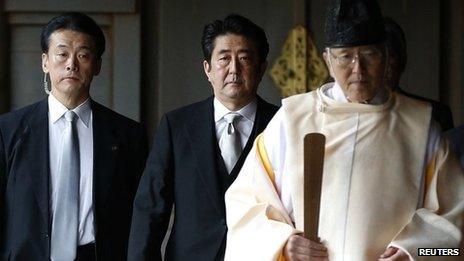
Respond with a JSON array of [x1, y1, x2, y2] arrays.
[[389, 121, 464, 260], [225, 109, 296, 261]]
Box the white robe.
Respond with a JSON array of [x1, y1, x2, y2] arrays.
[[225, 83, 464, 261]]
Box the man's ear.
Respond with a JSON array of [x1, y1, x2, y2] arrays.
[[42, 53, 49, 73], [203, 60, 211, 81], [323, 52, 335, 78]]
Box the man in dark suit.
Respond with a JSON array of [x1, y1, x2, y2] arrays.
[[0, 12, 147, 261], [384, 17, 454, 131], [128, 14, 278, 261]]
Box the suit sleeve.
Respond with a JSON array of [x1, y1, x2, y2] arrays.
[[129, 124, 149, 201], [432, 103, 454, 132], [128, 115, 174, 261], [0, 126, 6, 250]]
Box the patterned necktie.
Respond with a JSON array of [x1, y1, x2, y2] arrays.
[[219, 113, 243, 173], [51, 111, 80, 261]]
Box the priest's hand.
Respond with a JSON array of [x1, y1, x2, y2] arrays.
[[283, 234, 328, 261], [378, 247, 410, 261]]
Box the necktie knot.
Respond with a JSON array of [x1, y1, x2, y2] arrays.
[[65, 111, 78, 122], [223, 113, 241, 124], [224, 113, 241, 135]]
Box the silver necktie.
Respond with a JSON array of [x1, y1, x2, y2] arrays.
[[219, 113, 243, 173], [51, 111, 80, 261]]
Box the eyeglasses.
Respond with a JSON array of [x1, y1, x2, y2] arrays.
[[327, 48, 383, 68]]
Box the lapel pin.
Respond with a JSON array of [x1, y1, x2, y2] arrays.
[[111, 145, 118, 151]]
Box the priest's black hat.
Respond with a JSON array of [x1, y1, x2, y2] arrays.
[[324, 0, 385, 47]]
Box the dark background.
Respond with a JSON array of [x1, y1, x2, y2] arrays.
[[0, 0, 462, 140]]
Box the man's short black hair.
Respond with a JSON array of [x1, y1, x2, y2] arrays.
[[384, 17, 407, 74], [201, 14, 269, 63], [41, 12, 106, 59]]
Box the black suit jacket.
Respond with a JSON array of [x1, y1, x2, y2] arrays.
[[445, 124, 464, 168], [0, 99, 148, 261], [128, 96, 278, 261], [396, 87, 454, 131]]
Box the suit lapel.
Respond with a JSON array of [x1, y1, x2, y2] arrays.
[[24, 100, 51, 229], [185, 97, 223, 215], [229, 96, 275, 178], [253, 96, 276, 135], [91, 101, 118, 208]]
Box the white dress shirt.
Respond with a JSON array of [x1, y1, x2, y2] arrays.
[[48, 94, 95, 245], [214, 98, 257, 151]]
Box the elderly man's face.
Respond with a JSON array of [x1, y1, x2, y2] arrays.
[[324, 44, 386, 103], [203, 33, 266, 110], [42, 29, 101, 102]]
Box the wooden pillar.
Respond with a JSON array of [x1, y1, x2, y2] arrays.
[[441, 0, 464, 125], [140, 0, 160, 142], [0, 0, 9, 113]]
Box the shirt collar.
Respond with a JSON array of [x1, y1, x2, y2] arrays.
[[331, 82, 349, 102], [48, 94, 91, 127], [213, 97, 257, 123]]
